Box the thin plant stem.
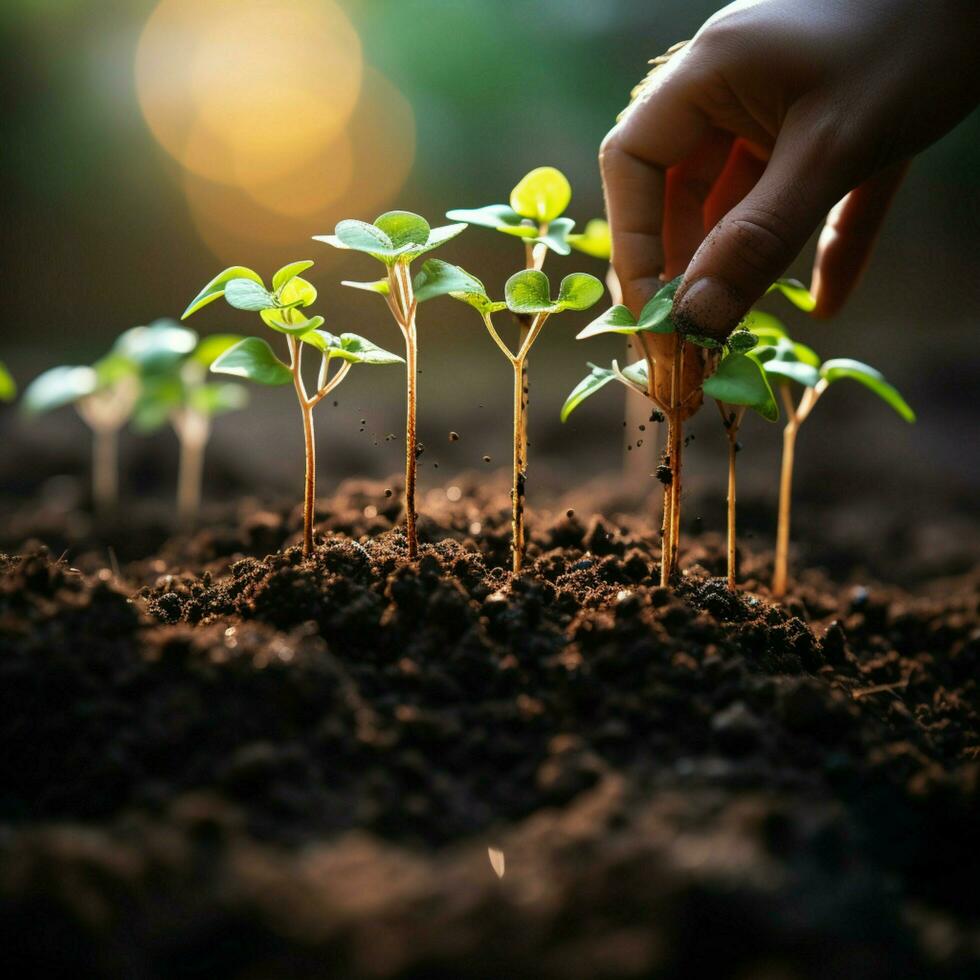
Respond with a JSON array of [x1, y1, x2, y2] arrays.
[[287, 336, 316, 557], [772, 381, 824, 597], [389, 261, 420, 559], [92, 425, 119, 519], [175, 409, 210, 529], [660, 334, 685, 585], [511, 358, 526, 573], [716, 401, 746, 592]]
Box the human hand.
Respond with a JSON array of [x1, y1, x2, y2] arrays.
[[600, 0, 980, 340]]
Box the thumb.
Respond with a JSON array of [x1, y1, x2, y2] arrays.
[[672, 113, 857, 339]]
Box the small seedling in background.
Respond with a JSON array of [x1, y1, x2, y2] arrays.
[[0, 362, 15, 402], [315, 211, 466, 558], [450, 268, 603, 572], [567, 219, 612, 261], [124, 323, 246, 528], [755, 316, 915, 597], [182, 260, 403, 556], [448, 168, 576, 473], [22, 343, 142, 517], [701, 328, 779, 591]]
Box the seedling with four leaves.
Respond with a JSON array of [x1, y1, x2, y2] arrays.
[[315, 212, 466, 558], [754, 315, 915, 597], [182, 260, 403, 556], [449, 267, 604, 572], [448, 168, 578, 474]]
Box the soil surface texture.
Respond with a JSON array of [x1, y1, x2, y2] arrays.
[[1, 477, 977, 979]]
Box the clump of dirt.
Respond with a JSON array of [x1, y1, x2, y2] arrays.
[[0, 479, 977, 978]]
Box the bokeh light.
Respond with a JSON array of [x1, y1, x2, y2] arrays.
[[135, 0, 416, 263]]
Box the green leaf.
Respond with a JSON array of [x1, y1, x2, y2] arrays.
[[330, 219, 394, 255], [820, 358, 915, 422], [576, 304, 638, 340], [741, 310, 786, 347], [619, 359, 649, 389], [296, 329, 340, 354], [762, 357, 821, 388], [22, 365, 98, 413], [278, 276, 317, 309], [637, 276, 683, 333], [448, 283, 506, 315], [272, 260, 314, 292], [0, 361, 15, 401], [510, 166, 571, 223], [94, 353, 138, 388], [567, 218, 611, 260], [132, 375, 184, 432], [414, 222, 467, 256], [560, 363, 616, 422], [342, 278, 390, 296], [190, 382, 248, 416], [374, 211, 430, 248], [328, 333, 405, 365], [225, 278, 276, 312], [114, 320, 198, 371], [210, 337, 292, 386], [556, 272, 604, 311], [183, 266, 263, 319], [505, 270, 553, 314], [412, 259, 485, 303], [767, 278, 816, 312], [192, 334, 245, 367], [260, 308, 325, 336], [533, 216, 575, 256], [703, 353, 779, 421], [446, 204, 525, 231]]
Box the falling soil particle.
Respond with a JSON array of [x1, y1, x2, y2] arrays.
[[449, 432, 460, 442]]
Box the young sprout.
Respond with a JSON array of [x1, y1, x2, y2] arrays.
[[22, 343, 142, 517], [701, 328, 779, 591], [449, 168, 576, 473], [567, 218, 612, 261], [0, 361, 15, 402], [564, 276, 706, 584], [754, 315, 915, 597], [182, 260, 403, 556], [448, 268, 604, 572], [314, 212, 466, 558], [124, 324, 247, 528]]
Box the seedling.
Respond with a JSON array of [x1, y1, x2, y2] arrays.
[[701, 328, 779, 590], [567, 218, 611, 261], [755, 316, 915, 597], [448, 168, 577, 471], [565, 277, 814, 586], [315, 212, 466, 558], [182, 260, 403, 555], [0, 361, 15, 402], [22, 342, 142, 516], [125, 323, 247, 527], [449, 268, 604, 572]]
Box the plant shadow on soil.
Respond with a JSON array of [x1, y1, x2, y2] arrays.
[[0, 476, 977, 979]]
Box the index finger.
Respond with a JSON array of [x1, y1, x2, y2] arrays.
[[600, 50, 708, 313]]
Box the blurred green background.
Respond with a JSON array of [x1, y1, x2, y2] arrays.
[[1, 0, 977, 569]]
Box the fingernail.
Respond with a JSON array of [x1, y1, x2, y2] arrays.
[[672, 277, 745, 340]]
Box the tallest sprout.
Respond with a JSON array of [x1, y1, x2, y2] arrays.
[[448, 166, 576, 466], [316, 211, 466, 558]]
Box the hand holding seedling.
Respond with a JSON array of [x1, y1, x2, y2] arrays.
[[600, 0, 980, 340], [450, 268, 603, 572], [316, 212, 466, 558], [183, 260, 403, 555]]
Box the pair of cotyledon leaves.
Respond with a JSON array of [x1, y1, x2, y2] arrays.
[[563, 277, 914, 424], [22, 321, 246, 422]]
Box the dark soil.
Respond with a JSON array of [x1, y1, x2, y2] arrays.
[[1, 478, 977, 979]]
